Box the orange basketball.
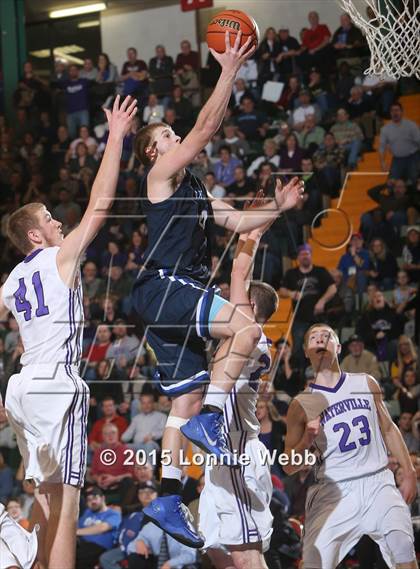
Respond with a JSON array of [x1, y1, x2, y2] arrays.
[[207, 10, 260, 53]]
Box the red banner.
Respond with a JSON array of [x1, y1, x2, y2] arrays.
[[181, 0, 213, 11]]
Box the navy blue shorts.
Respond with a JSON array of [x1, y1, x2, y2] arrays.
[[132, 272, 226, 396]]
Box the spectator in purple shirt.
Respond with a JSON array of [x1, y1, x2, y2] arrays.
[[120, 47, 149, 100], [213, 145, 242, 188], [61, 65, 90, 138]]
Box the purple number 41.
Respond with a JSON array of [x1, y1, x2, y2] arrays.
[[13, 271, 49, 321]]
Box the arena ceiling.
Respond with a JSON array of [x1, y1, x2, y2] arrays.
[[25, 0, 178, 23]]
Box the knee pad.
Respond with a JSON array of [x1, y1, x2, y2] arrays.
[[385, 530, 416, 564], [166, 415, 188, 430]]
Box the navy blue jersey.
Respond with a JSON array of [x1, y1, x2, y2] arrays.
[[137, 168, 214, 284]]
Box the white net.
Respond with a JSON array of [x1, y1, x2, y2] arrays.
[[337, 0, 420, 79]]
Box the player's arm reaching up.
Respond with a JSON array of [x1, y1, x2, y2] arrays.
[[57, 95, 137, 287], [367, 375, 417, 504], [149, 31, 254, 188]]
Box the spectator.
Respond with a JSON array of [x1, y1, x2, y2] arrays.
[[256, 399, 286, 457], [341, 334, 382, 378], [338, 232, 370, 294], [307, 67, 329, 117], [211, 120, 250, 160], [175, 40, 199, 72], [126, 521, 196, 569], [300, 156, 323, 215], [88, 397, 129, 451], [142, 93, 165, 125], [368, 178, 410, 232], [204, 171, 226, 199], [106, 319, 141, 369], [50, 167, 79, 202], [76, 487, 121, 569], [122, 462, 159, 512], [69, 125, 98, 158], [355, 291, 403, 361], [168, 86, 194, 137], [379, 102, 420, 185], [96, 53, 118, 85], [390, 335, 418, 381], [122, 393, 166, 458], [330, 107, 364, 169], [52, 189, 82, 225], [279, 134, 305, 172], [101, 266, 133, 301], [227, 166, 256, 199], [276, 27, 301, 79], [6, 498, 30, 530], [80, 58, 97, 81], [120, 47, 149, 98], [401, 226, 420, 284], [332, 12, 366, 68], [278, 74, 301, 112], [296, 114, 325, 156], [148, 45, 174, 104], [0, 451, 13, 503], [231, 78, 252, 108], [61, 65, 90, 139], [85, 325, 112, 365], [247, 138, 280, 177], [393, 368, 419, 415], [125, 231, 147, 275], [14, 61, 49, 113], [255, 27, 281, 85], [299, 11, 332, 72], [82, 261, 102, 300], [273, 338, 304, 397], [398, 412, 419, 453], [280, 244, 337, 364], [68, 141, 98, 178], [292, 90, 321, 131], [313, 132, 345, 197], [235, 95, 269, 141], [326, 268, 354, 326], [335, 60, 355, 104], [90, 424, 134, 500], [347, 85, 377, 150], [99, 483, 158, 569], [188, 149, 213, 180], [393, 270, 417, 315], [367, 238, 398, 290], [360, 207, 396, 250], [211, 145, 242, 188], [51, 125, 71, 173], [0, 404, 16, 464]]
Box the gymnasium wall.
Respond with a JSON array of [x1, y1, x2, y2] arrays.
[[101, 0, 368, 68]]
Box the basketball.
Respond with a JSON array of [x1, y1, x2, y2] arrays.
[[207, 10, 260, 53]]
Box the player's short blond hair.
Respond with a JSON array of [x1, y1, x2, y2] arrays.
[[6, 203, 44, 254], [303, 323, 340, 348]]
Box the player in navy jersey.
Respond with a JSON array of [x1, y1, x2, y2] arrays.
[[133, 32, 304, 548], [0, 96, 137, 569], [284, 323, 417, 569]]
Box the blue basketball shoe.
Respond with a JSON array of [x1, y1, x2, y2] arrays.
[[180, 412, 235, 464], [143, 495, 204, 548]]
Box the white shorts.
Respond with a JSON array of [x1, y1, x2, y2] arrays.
[[0, 504, 38, 569], [303, 468, 414, 569], [5, 364, 89, 487], [199, 433, 273, 552]]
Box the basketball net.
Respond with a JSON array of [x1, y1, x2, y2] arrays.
[[338, 0, 420, 79]]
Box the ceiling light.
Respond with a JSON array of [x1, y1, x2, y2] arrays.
[[77, 20, 100, 28], [49, 3, 106, 19]]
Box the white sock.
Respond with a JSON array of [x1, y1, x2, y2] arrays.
[[204, 385, 229, 411], [162, 465, 182, 480]]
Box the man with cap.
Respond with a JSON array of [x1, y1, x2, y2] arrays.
[[280, 244, 337, 365], [292, 90, 321, 131], [276, 27, 301, 78], [341, 334, 382, 379], [338, 232, 370, 294], [76, 487, 122, 569]]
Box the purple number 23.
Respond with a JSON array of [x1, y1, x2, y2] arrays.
[[333, 415, 371, 453], [13, 271, 49, 321]]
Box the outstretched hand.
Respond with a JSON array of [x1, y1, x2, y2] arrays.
[[275, 176, 305, 212], [103, 95, 138, 140], [209, 31, 256, 73]]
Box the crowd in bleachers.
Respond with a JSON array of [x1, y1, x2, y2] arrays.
[[0, 9, 420, 568]]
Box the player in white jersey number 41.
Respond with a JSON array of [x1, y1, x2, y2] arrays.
[[284, 323, 417, 569], [0, 95, 137, 569]]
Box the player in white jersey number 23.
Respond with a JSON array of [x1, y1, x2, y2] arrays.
[[284, 323, 417, 569]]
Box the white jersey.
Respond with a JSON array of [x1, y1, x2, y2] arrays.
[[2, 247, 83, 368], [296, 372, 388, 483], [223, 333, 271, 439]]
